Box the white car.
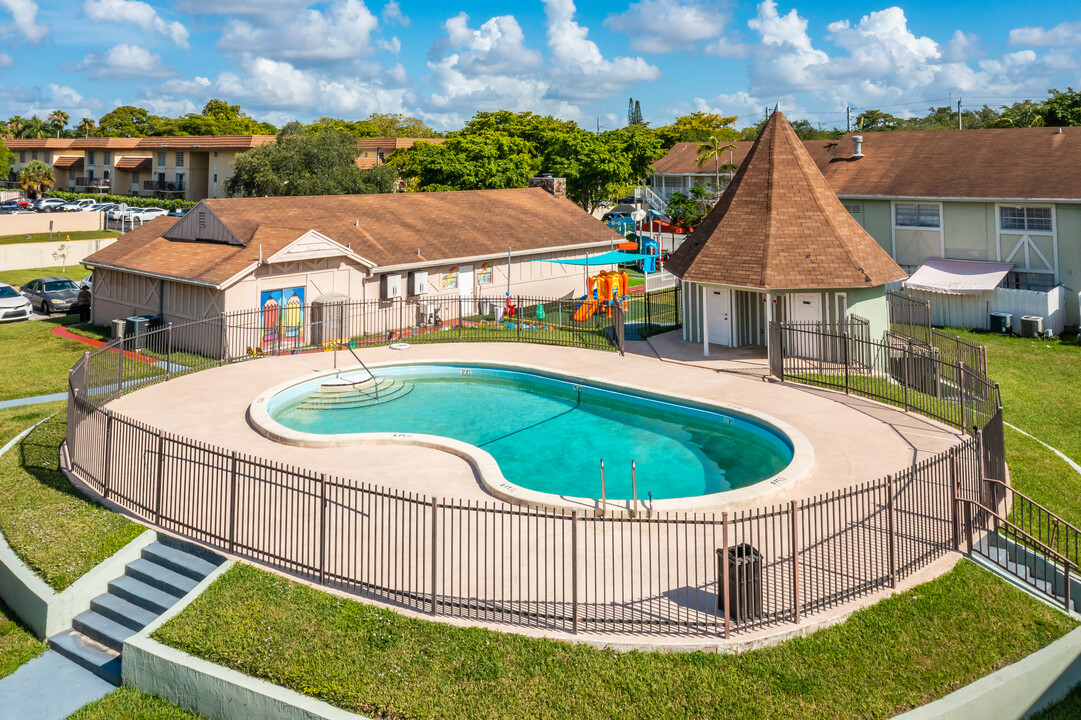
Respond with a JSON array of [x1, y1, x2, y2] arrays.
[[34, 198, 68, 212], [0, 282, 33, 323], [60, 199, 97, 212], [125, 207, 169, 222]]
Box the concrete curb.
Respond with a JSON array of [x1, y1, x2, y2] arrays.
[[893, 624, 1081, 719], [124, 560, 372, 720], [0, 417, 156, 638]]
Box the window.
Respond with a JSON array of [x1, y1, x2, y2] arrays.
[[157, 151, 166, 166], [895, 203, 940, 228], [31, 151, 37, 161], [88, 151, 96, 165], [132, 172, 139, 184], [44, 151, 51, 163], [103, 151, 111, 165], [844, 204, 861, 217], [175, 173, 184, 188], [18, 151, 24, 163], [87, 170, 95, 181], [175, 152, 184, 167], [1000, 206, 1052, 232], [1003, 271, 1056, 292], [103, 170, 110, 181], [213, 173, 217, 182]]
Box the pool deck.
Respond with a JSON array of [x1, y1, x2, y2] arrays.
[[108, 338, 960, 510]]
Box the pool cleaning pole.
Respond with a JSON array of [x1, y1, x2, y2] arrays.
[[631, 460, 638, 517], [600, 459, 606, 515]]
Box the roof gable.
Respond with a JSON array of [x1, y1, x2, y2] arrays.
[[264, 229, 377, 268], [163, 203, 242, 245]]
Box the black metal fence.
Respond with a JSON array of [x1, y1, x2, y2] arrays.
[[887, 291, 932, 346]]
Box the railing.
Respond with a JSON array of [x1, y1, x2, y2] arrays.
[[144, 180, 185, 192], [888, 291, 932, 347], [643, 268, 678, 293], [72, 177, 111, 189]]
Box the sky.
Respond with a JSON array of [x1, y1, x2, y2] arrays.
[[0, 0, 1079, 132]]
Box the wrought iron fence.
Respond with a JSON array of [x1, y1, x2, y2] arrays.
[[888, 291, 932, 346]]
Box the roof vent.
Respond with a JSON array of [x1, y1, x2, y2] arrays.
[[851, 135, 864, 158], [354, 220, 359, 227]]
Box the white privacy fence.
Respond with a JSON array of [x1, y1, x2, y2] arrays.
[[903, 285, 1067, 335], [644, 268, 678, 293]]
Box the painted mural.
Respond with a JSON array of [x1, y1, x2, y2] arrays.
[[477, 262, 493, 286], [260, 287, 305, 347], [441, 267, 458, 290]]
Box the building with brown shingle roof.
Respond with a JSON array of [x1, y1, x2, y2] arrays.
[[666, 111, 905, 352], [82, 183, 624, 327]]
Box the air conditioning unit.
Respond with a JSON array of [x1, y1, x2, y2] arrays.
[[408, 270, 428, 296], [380, 273, 402, 300], [1020, 315, 1044, 338]]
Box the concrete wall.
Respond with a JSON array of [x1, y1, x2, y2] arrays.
[[0, 211, 105, 235], [0, 236, 116, 272], [1056, 205, 1081, 327], [847, 285, 890, 339]]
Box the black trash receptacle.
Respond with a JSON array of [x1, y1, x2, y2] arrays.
[[717, 544, 763, 622]]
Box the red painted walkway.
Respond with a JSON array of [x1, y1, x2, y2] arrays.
[[50, 325, 160, 362]]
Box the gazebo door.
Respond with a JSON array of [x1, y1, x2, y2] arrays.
[[705, 288, 731, 346]]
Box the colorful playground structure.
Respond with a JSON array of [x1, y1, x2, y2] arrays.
[[574, 270, 629, 322]]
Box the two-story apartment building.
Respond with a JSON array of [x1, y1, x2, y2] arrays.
[[651, 127, 1081, 327]]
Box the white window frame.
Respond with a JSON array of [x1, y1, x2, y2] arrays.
[[995, 203, 1057, 283], [890, 200, 944, 261]]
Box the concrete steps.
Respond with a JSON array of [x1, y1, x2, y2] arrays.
[[296, 377, 414, 410], [48, 538, 223, 686]]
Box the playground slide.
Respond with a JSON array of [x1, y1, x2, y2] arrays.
[[573, 295, 598, 322]]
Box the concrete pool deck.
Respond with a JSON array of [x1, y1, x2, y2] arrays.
[[107, 339, 961, 510]]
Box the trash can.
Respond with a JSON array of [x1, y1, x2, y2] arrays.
[[111, 318, 127, 339], [125, 315, 153, 349], [717, 544, 763, 621], [477, 298, 492, 316], [989, 311, 1012, 334]]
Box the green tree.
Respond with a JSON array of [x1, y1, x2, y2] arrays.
[[542, 129, 630, 213], [367, 113, 439, 138], [17, 160, 55, 199], [855, 109, 900, 131], [305, 117, 380, 138], [627, 98, 644, 126], [48, 109, 69, 138], [4, 116, 24, 138], [655, 111, 739, 148], [169, 99, 277, 136], [393, 132, 538, 191], [20, 116, 48, 139], [1042, 88, 1081, 126], [0, 140, 14, 178], [665, 186, 712, 231], [97, 106, 162, 137], [225, 127, 388, 197], [461, 110, 579, 148], [76, 117, 96, 137], [999, 100, 1046, 128], [696, 135, 737, 193]]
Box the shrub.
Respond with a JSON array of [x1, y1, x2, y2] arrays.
[[43, 190, 197, 213]]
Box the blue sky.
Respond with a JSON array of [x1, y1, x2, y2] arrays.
[[1, 0, 1079, 132]]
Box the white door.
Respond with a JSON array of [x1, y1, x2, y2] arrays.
[[706, 288, 731, 346], [790, 293, 822, 324], [459, 264, 474, 298]]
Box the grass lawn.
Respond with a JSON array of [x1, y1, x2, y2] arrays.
[[0, 597, 44, 680], [0, 265, 89, 289], [0, 314, 101, 401], [0, 413, 142, 591], [0, 230, 121, 246], [1036, 684, 1081, 719], [65, 687, 207, 720], [155, 560, 1074, 720]]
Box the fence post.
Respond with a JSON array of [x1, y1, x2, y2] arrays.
[[219, 311, 226, 365], [228, 450, 238, 553], [81, 350, 89, 396], [166, 322, 173, 379], [646, 290, 652, 330], [959, 361, 968, 432], [431, 496, 439, 616], [964, 500, 973, 553], [950, 448, 960, 551], [517, 296, 522, 343], [843, 331, 850, 395], [571, 510, 579, 634], [319, 472, 327, 586], [721, 511, 731, 639], [116, 339, 123, 397], [790, 500, 800, 623], [887, 475, 897, 589], [902, 340, 910, 412], [1065, 564, 1072, 613], [154, 431, 165, 525], [102, 410, 114, 500]]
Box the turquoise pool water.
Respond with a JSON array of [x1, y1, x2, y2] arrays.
[[269, 365, 794, 500]]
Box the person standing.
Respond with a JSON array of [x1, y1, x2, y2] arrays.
[[76, 284, 92, 323]]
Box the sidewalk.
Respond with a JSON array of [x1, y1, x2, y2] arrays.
[[0, 651, 113, 720]]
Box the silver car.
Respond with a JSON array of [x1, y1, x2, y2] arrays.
[[19, 276, 82, 315], [0, 282, 32, 323]]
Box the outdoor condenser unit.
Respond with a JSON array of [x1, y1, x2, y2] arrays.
[[408, 270, 428, 296], [1020, 315, 1044, 338], [380, 273, 402, 300]]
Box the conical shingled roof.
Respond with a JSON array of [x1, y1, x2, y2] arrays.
[[666, 111, 905, 290]]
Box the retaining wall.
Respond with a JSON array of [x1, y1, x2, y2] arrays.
[[0, 236, 117, 273], [0, 211, 105, 235]]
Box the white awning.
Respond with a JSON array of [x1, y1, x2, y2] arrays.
[[904, 258, 1014, 295]]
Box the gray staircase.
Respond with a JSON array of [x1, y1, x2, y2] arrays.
[[294, 376, 414, 411], [48, 535, 223, 686]]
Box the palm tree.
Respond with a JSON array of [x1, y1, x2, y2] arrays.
[[696, 135, 736, 195], [20, 115, 48, 139], [76, 117, 96, 138], [7, 115, 25, 138], [17, 160, 55, 199], [48, 109, 69, 138]]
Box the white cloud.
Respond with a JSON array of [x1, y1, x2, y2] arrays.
[[543, 0, 661, 102], [0, 52, 10, 69], [219, 0, 381, 63], [605, 0, 729, 54], [824, 8, 940, 88], [941, 30, 981, 63], [173, 0, 307, 20], [84, 0, 189, 48], [77, 44, 176, 81], [746, 0, 829, 92], [0, 0, 48, 43], [1009, 21, 1081, 48], [382, 0, 408, 27]]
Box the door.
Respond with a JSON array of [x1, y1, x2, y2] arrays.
[[790, 293, 822, 324], [789, 292, 824, 359], [706, 288, 731, 346], [459, 264, 474, 298]]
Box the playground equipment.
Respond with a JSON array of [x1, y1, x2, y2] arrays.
[[573, 270, 629, 321]]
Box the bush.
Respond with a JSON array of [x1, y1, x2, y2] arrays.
[[44, 190, 196, 212]]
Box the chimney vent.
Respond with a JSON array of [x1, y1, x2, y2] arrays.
[[528, 174, 566, 198], [851, 135, 864, 158]]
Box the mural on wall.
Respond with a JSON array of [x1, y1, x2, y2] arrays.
[[477, 262, 493, 286], [260, 286, 305, 347], [441, 266, 458, 290]]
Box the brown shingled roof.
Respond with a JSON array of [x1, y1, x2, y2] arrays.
[[52, 156, 84, 169], [84, 188, 620, 287], [114, 156, 152, 171], [666, 112, 905, 291]]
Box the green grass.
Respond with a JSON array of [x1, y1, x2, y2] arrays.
[[0, 230, 121, 246], [0, 265, 89, 289], [65, 687, 207, 720], [1034, 684, 1081, 719], [0, 314, 100, 401], [0, 413, 142, 591], [155, 560, 1075, 720], [0, 597, 44, 680], [0, 401, 65, 448]]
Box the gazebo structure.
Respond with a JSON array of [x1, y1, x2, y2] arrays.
[[666, 111, 906, 355]]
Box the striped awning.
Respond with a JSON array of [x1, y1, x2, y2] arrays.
[[904, 258, 1014, 295]]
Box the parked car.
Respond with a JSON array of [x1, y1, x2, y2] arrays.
[[126, 207, 169, 222], [0, 282, 33, 323], [106, 205, 129, 221], [60, 198, 97, 212], [8, 197, 33, 208], [167, 208, 187, 217], [0, 200, 30, 214], [80, 274, 93, 292], [34, 198, 68, 212], [88, 203, 119, 214], [19, 276, 81, 315]]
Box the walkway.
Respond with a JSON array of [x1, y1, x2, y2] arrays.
[[0, 651, 113, 720]]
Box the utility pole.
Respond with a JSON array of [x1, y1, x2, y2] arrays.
[[596, 116, 600, 134], [957, 98, 962, 130], [846, 106, 851, 133]]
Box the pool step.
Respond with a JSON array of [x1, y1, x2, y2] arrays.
[[297, 378, 414, 410]]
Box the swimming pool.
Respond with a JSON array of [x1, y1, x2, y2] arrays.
[[261, 364, 799, 503]]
